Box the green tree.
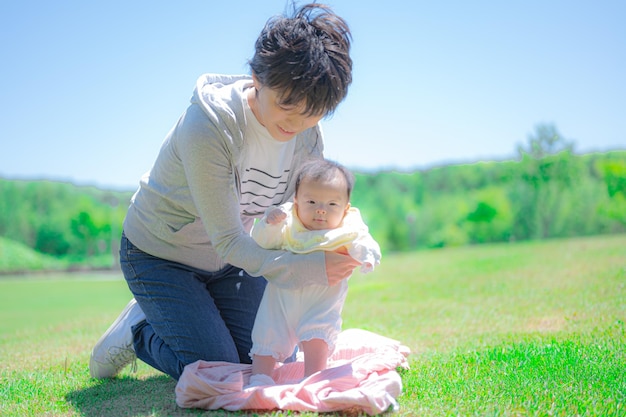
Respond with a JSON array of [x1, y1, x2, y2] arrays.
[[516, 123, 574, 159], [598, 159, 626, 227], [464, 187, 513, 243], [513, 123, 581, 239]]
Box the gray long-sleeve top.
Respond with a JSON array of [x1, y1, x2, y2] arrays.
[[122, 74, 327, 289]]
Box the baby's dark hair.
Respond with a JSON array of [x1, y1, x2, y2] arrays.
[[295, 159, 355, 199], [249, 3, 352, 117]]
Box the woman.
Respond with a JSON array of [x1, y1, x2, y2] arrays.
[[89, 3, 359, 381]]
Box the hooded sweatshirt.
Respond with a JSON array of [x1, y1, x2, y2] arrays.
[[122, 74, 326, 289]]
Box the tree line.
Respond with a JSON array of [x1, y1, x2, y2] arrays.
[[352, 125, 625, 250], [0, 180, 131, 267], [1, 124, 624, 266]]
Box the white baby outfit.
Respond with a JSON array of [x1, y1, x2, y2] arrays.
[[250, 202, 381, 361]]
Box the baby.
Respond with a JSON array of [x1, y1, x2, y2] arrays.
[[248, 158, 381, 387]]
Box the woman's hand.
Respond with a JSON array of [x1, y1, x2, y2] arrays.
[[324, 250, 360, 286]]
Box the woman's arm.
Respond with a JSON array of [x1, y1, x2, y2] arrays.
[[175, 104, 331, 289]]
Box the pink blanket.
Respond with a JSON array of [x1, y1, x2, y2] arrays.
[[175, 329, 411, 415]]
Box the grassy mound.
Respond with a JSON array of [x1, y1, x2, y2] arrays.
[[0, 237, 66, 273]]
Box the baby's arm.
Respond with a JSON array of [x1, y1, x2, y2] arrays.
[[251, 206, 288, 250], [265, 207, 288, 225], [349, 233, 382, 273]]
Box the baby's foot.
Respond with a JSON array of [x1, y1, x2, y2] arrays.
[[245, 373, 276, 389]]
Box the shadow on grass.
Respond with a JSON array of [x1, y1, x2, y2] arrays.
[[65, 375, 368, 417], [65, 375, 228, 416]]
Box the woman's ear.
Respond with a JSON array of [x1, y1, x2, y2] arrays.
[[251, 72, 261, 90]]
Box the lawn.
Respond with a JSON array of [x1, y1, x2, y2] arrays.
[[0, 234, 624, 416]]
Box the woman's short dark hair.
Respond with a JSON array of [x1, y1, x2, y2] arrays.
[[249, 3, 352, 117]]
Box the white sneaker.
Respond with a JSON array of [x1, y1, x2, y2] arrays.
[[89, 298, 146, 378]]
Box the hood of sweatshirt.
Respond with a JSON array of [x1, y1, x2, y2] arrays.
[[190, 73, 253, 148]]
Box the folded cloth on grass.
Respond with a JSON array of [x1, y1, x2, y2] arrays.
[[175, 328, 411, 415]]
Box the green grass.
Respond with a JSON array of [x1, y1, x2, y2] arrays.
[[1, 234, 625, 416]]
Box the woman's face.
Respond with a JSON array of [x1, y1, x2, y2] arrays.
[[248, 75, 324, 142]]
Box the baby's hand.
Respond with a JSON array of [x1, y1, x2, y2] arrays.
[[266, 208, 287, 225]]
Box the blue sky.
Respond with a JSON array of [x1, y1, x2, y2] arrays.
[[1, 1, 624, 190]]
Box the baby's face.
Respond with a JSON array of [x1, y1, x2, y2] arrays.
[[294, 177, 350, 231]]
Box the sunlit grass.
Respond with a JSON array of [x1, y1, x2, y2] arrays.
[[1, 234, 625, 416]]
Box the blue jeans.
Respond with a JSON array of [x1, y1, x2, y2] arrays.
[[119, 233, 266, 380]]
